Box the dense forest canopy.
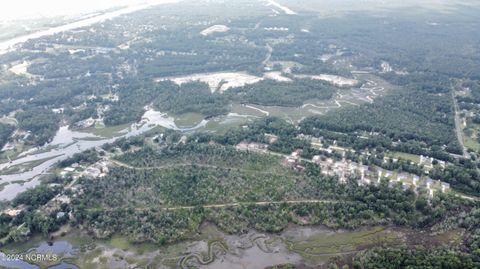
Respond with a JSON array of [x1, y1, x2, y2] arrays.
[[0, 123, 14, 149], [15, 108, 60, 146], [300, 89, 461, 153]]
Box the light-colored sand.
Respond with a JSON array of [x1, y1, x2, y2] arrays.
[[157, 71, 293, 93], [264, 71, 292, 82], [200, 25, 230, 36], [265, 0, 297, 15], [295, 74, 360, 87], [245, 105, 270, 116], [9, 61, 30, 76], [156, 72, 263, 93]]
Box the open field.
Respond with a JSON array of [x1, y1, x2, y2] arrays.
[[79, 123, 132, 138], [173, 112, 204, 127], [385, 151, 421, 163], [464, 136, 480, 151]]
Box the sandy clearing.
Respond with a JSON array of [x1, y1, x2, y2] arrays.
[[200, 24, 230, 36], [295, 74, 360, 87], [157, 71, 293, 93], [156, 72, 263, 93], [264, 71, 292, 82], [265, 0, 297, 15], [9, 61, 30, 76]]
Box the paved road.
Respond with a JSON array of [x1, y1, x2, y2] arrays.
[[452, 92, 470, 158]]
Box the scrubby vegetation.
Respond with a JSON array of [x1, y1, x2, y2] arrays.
[[154, 81, 228, 117], [15, 108, 60, 146], [64, 140, 464, 244], [350, 207, 480, 269], [58, 149, 100, 168], [229, 78, 337, 107], [0, 123, 14, 150], [300, 89, 461, 153]]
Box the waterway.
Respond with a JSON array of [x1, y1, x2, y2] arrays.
[[0, 0, 178, 54], [0, 109, 207, 200]]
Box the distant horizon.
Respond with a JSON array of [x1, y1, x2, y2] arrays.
[[0, 0, 162, 21], [1, 0, 479, 22]]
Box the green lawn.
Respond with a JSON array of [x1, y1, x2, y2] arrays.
[[464, 135, 480, 151], [173, 112, 204, 127], [386, 151, 420, 163], [80, 123, 132, 138]]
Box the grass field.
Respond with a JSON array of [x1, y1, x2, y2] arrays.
[[174, 112, 204, 127], [80, 123, 131, 138], [464, 135, 480, 151], [385, 151, 421, 163], [203, 115, 251, 133], [284, 227, 398, 262]]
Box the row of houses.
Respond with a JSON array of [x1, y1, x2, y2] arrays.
[[60, 160, 110, 179], [283, 148, 451, 197]]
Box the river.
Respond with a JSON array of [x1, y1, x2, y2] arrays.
[[0, 0, 179, 54], [0, 109, 207, 201]]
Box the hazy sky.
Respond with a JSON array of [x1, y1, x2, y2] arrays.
[[1, 0, 478, 21], [0, 0, 155, 20]]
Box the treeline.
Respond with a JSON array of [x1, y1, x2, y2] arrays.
[[430, 163, 480, 196], [0, 123, 14, 150], [299, 89, 462, 154], [1, 126, 475, 249], [103, 79, 158, 126], [104, 80, 229, 126], [228, 78, 337, 107], [12, 185, 62, 208], [0, 184, 68, 242], [16, 108, 60, 146], [69, 166, 465, 246], [352, 247, 478, 269], [58, 149, 100, 168], [154, 81, 228, 117], [116, 142, 278, 171], [61, 132, 466, 244], [349, 206, 480, 269], [104, 78, 341, 126], [199, 117, 480, 195]]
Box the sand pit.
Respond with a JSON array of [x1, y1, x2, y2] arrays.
[[156, 72, 262, 92], [295, 74, 360, 87], [157, 71, 294, 92], [200, 25, 230, 36], [264, 71, 292, 82]]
